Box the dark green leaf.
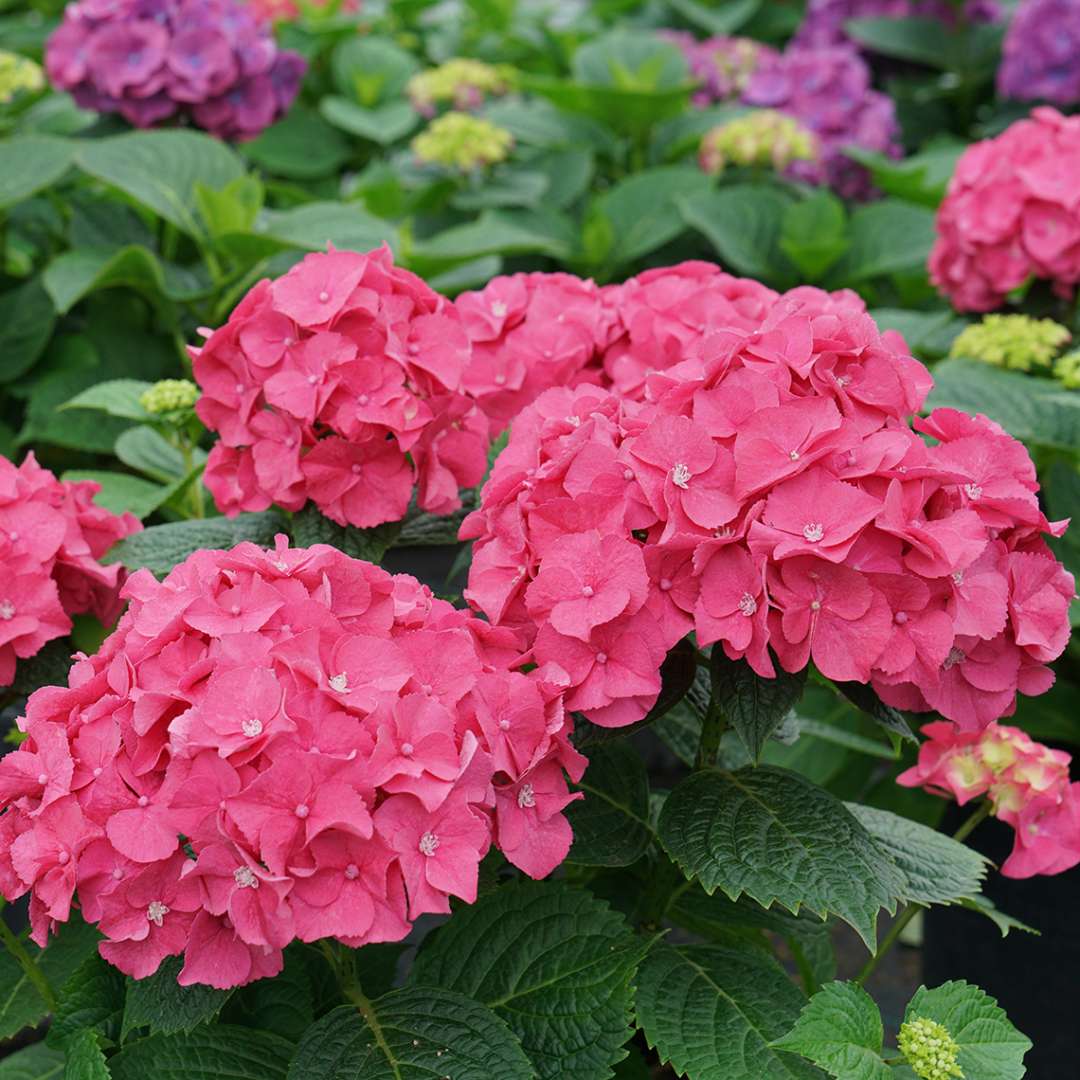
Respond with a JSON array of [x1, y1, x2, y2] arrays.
[[49, 954, 125, 1049], [62, 470, 170, 520], [121, 956, 233, 1038], [61, 380, 154, 422], [713, 654, 807, 763], [109, 1026, 293, 1080], [331, 36, 419, 106], [411, 209, 576, 264], [242, 106, 351, 181], [834, 682, 915, 743], [61, 1029, 110, 1080], [41, 248, 166, 315], [826, 200, 935, 284], [868, 308, 965, 360], [667, 0, 762, 35], [0, 136, 74, 209], [780, 193, 849, 281], [290, 504, 402, 562], [0, 1043, 65, 1080], [573, 31, 689, 89], [0, 278, 56, 384], [957, 897, 1038, 938], [319, 98, 419, 145], [227, 948, 313, 1042]]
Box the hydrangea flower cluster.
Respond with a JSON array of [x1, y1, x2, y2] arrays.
[[0, 51, 44, 105], [698, 110, 818, 177], [44, 0, 306, 140], [659, 31, 775, 106], [897, 1016, 964, 1080], [0, 454, 141, 688], [1054, 349, 1080, 388], [899, 720, 1080, 878], [140, 378, 201, 417], [407, 59, 514, 117], [0, 539, 583, 987], [194, 246, 489, 529], [930, 107, 1080, 312], [998, 0, 1080, 106], [740, 45, 902, 199], [412, 112, 514, 170], [461, 266, 1074, 730], [793, 0, 1000, 51], [949, 314, 1070, 371]]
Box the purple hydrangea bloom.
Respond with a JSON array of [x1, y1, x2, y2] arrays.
[[998, 0, 1080, 105], [44, 0, 305, 140], [794, 0, 1001, 50], [741, 45, 902, 199], [660, 30, 777, 106]]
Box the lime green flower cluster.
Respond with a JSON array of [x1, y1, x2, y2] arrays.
[[140, 379, 200, 416], [407, 58, 514, 116], [699, 109, 816, 176], [897, 1016, 963, 1080], [949, 313, 1070, 372], [1053, 349, 1080, 389], [0, 51, 44, 106], [412, 112, 513, 171]]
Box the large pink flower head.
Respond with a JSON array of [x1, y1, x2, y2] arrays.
[[194, 245, 489, 528], [0, 538, 582, 987], [0, 453, 140, 688], [461, 269, 1073, 731], [898, 720, 1080, 878], [930, 107, 1080, 311], [44, 0, 305, 140]]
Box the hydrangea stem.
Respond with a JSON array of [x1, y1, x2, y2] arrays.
[[0, 900, 57, 1011], [695, 650, 729, 769]]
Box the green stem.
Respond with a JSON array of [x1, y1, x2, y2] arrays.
[[695, 653, 728, 769], [320, 941, 399, 1072], [856, 801, 992, 986], [179, 436, 205, 519], [789, 937, 820, 998], [0, 901, 57, 1012]]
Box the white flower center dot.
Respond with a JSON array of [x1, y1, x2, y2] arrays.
[[294, 803, 309, 819], [964, 483, 983, 500], [418, 831, 440, 856], [147, 901, 169, 926], [810, 600, 822, 611], [517, 783, 536, 809], [242, 717, 263, 737], [0, 601, 14, 621], [344, 863, 360, 880], [401, 742, 414, 756], [671, 463, 691, 489], [234, 866, 259, 889], [738, 593, 757, 616], [802, 522, 824, 542], [596, 652, 608, 664], [329, 673, 348, 693], [318, 291, 330, 303], [582, 585, 594, 597]]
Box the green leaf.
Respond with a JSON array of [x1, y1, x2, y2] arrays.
[[109, 1026, 293, 1080], [0, 278, 56, 384], [844, 17, 1003, 73], [0, 136, 74, 209], [667, 0, 762, 34], [928, 359, 1080, 451], [411, 209, 576, 264], [61, 1029, 110, 1080], [254, 202, 399, 255], [410, 881, 648, 1080], [75, 131, 245, 237], [658, 766, 905, 949], [827, 200, 935, 284], [243, 106, 352, 181], [566, 742, 651, 867], [103, 511, 288, 577], [902, 981, 1031, 1080], [61, 380, 154, 422], [49, 955, 126, 1049], [713, 654, 807, 763], [679, 186, 796, 282], [957, 897, 1038, 938], [331, 36, 419, 106], [113, 426, 202, 484], [0, 1044, 65, 1080], [772, 981, 891, 1080], [834, 681, 916, 743], [287, 989, 534, 1080], [320, 98, 419, 145], [60, 470, 169, 521], [868, 307, 965, 360], [573, 30, 689, 89], [227, 948, 313, 1042], [120, 956, 233, 1038], [41, 248, 166, 316], [636, 941, 819, 1080], [780, 193, 849, 281], [846, 804, 988, 907], [844, 143, 964, 207], [194, 176, 264, 237], [290, 504, 402, 562]]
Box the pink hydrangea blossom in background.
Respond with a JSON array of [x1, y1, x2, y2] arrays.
[[194, 245, 489, 528], [44, 0, 306, 140], [461, 265, 1073, 731], [660, 31, 776, 105], [930, 107, 1080, 311], [249, 0, 360, 22], [898, 720, 1080, 878], [0, 453, 140, 689], [0, 539, 582, 987]]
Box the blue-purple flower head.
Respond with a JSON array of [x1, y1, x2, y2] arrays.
[[741, 44, 902, 199], [998, 0, 1080, 105], [794, 0, 1001, 50], [45, 0, 306, 140]]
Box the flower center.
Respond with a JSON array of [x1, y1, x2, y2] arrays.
[[894, 611, 909, 625], [802, 522, 824, 542], [582, 585, 594, 597], [595, 652, 608, 664], [241, 717, 263, 737], [418, 831, 440, 856], [810, 600, 822, 611], [671, 462, 691, 489], [233, 866, 259, 889], [943, 646, 966, 670], [294, 803, 310, 819], [952, 570, 964, 585], [0, 600, 14, 620], [659, 578, 673, 592], [329, 673, 348, 693], [146, 900, 169, 926], [401, 742, 414, 756], [318, 290, 330, 303], [517, 783, 536, 809], [964, 482, 982, 500], [344, 863, 360, 880], [738, 593, 757, 616], [788, 449, 800, 460], [491, 301, 507, 317]]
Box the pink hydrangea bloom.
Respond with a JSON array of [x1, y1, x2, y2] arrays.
[[898, 720, 1080, 878], [461, 267, 1073, 730], [44, 0, 305, 141], [194, 246, 489, 529], [0, 538, 582, 987], [0, 453, 140, 688], [930, 107, 1080, 311]]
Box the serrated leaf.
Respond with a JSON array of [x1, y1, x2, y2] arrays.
[[903, 981, 1031, 1080], [636, 942, 820, 1080], [0, 1043, 65, 1080], [566, 741, 651, 867], [713, 654, 807, 762], [121, 956, 233, 1038], [109, 1026, 293, 1080], [409, 881, 647, 1080], [772, 981, 890, 1080], [847, 804, 987, 907], [60, 380, 154, 422], [287, 989, 534, 1080], [957, 896, 1038, 937], [227, 947, 313, 1042], [62, 1029, 110, 1080], [290, 504, 402, 563], [103, 511, 288, 577], [48, 955, 125, 1048], [834, 682, 915, 743], [658, 767, 905, 949]]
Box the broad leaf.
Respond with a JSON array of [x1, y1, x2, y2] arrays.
[[287, 989, 533, 1080], [254, 202, 399, 255], [712, 654, 807, 763], [779, 192, 849, 281], [834, 682, 915, 743], [0, 135, 74, 208], [869, 308, 965, 360], [227, 948, 313, 1043], [61, 380, 154, 423], [566, 742, 651, 867], [114, 426, 201, 484], [320, 98, 419, 145], [958, 897, 1038, 938], [242, 106, 351, 181], [48, 954, 125, 1048], [409, 881, 648, 1080], [636, 942, 819, 1080], [903, 981, 1031, 1080], [41, 248, 166, 315], [61, 1029, 110, 1080], [573, 31, 689, 89], [411, 209, 576, 265], [0, 278, 56, 384], [667, 0, 761, 35], [658, 766, 905, 949], [109, 1026, 294, 1080], [291, 504, 402, 563], [772, 981, 890, 1080], [103, 511, 288, 577], [827, 200, 935, 284], [331, 36, 419, 105], [121, 956, 233, 1038], [0, 1043, 65, 1080]]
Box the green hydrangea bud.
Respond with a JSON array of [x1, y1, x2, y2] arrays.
[[949, 314, 1070, 372], [1053, 349, 1080, 389], [699, 109, 817, 177], [140, 379, 200, 415], [0, 51, 44, 106], [407, 58, 515, 115], [412, 112, 513, 171], [897, 1016, 964, 1080]]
